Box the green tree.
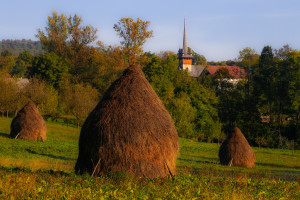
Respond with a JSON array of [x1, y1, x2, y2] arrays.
[[18, 51, 34, 65], [143, 53, 221, 141], [188, 47, 207, 65], [12, 52, 34, 77], [12, 60, 26, 77], [114, 17, 153, 65], [30, 52, 69, 88], [238, 47, 259, 71]]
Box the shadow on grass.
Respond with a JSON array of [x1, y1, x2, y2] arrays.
[[256, 162, 300, 170], [26, 149, 76, 161], [0, 132, 9, 138], [177, 157, 218, 165], [256, 150, 300, 157], [0, 166, 71, 176]]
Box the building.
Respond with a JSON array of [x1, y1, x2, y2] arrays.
[[204, 65, 247, 85], [177, 18, 205, 78], [178, 18, 247, 82]]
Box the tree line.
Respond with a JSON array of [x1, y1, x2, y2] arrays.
[[0, 39, 43, 56], [0, 11, 299, 149], [200, 46, 300, 149]]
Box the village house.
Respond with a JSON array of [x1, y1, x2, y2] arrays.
[[177, 18, 247, 83]]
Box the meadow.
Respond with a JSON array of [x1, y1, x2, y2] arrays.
[[0, 117, 299, 199]]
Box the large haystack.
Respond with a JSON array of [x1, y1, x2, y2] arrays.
[[219, 127, 255, 168], [10, 100, 47, 141], [75, 65, 179, 178]]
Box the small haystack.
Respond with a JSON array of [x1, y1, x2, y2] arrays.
[[75, 65, 179, 178], [10, 100, 47, 141], [219, 127, 255, 168]]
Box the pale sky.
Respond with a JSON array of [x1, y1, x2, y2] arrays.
[[1, 0, 300, 61]]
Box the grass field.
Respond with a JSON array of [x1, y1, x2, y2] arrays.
[[0, 117, 299, 199]]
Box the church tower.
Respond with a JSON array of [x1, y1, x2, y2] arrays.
[[178, 17, 193, 71]]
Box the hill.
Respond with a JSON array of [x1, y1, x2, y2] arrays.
[[0, 39, 43, 56]]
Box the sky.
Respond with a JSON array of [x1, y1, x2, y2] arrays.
[[1, 0, 300, 61]]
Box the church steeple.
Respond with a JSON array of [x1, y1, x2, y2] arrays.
[[178, 17, 193, 70], [183, 17, 188, 55]]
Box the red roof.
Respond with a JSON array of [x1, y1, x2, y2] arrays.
[[206, 65, 247, 78]]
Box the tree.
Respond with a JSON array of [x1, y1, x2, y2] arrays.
[[253, 46, 289, 148], [275, 44, 293, 60], [1, 49, 12, 57], [38, 86, 58, 116], [60, 81, 99, 128], [143, 53, 221, 141], [36, 11, 98, 77], [12, 60, 27, 77], [18, 51, 34, 66], [36, 11, 68, 57], [89, 43, 128, 94], [30, 52, 69, 88], [238, 47, 259, 71], [12, 51, 34, 77], [0, 72, 19, 117], [156, 51, 176, 60], [24, 77, 53, 106], [0, 55, 15, 73], [188, 47, 207, 65], [114, 17, 153, 65]]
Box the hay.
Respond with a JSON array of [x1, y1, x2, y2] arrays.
[[10, 100, 47, 141], [75, 65, 179, 178], [219, 127, 255, 168]]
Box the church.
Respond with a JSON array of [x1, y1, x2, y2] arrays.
[[177, 18, 246, 82]]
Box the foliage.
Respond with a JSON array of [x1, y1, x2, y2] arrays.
[[1, 12, 299, 149], [36, 11, 98, 78], [114, 17, 153, 65], [0, 72, 19, 117], [60, 81, 99, 128], [30, 52, 69, 88], [0, 55, 15, 73], [188, 47, 207, 65], [210, 45, 300, 148], [89, 43, 129, 94], [0, 39, 43, 56], [237, 47, 259, 70], [23, 77, 53, 106], [143, 53, 221, 141], [11, 51, 34, 77]]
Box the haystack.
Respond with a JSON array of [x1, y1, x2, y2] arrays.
[[75, 65, 179, 178], [219, 127, 255, 168], [10, 100, 47, 141]]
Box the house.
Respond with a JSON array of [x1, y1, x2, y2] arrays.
[[204, 65, 247, 84], [177, 18, 247, 83]]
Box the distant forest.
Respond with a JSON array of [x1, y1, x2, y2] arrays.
[[0, 39, 43, 56]]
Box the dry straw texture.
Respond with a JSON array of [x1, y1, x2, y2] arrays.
[[75, 65, 179, 178], [219, 127, 255, 168], [10, 100, 47, 141]]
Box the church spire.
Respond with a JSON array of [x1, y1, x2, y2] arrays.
[[178, 16, 193, 71], [183, 17, 188, 55]]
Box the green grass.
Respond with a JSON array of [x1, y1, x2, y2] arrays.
[[0, 118, 79, 172], [0, 117, 299, 199]]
